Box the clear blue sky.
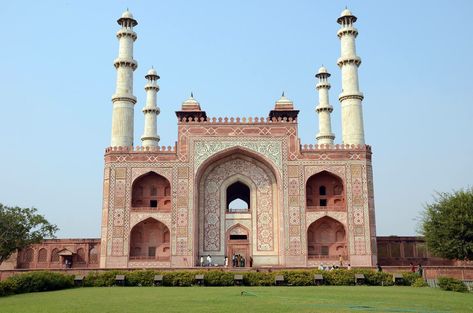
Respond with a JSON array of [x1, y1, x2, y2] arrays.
[[1, 0, 472, 238]]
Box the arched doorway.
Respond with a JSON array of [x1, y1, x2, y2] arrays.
[[129, 218, 170, 261], [306, 171, 345, 211], [226, 181, 250, 213], [196, 151, 279, 266], [131, 172, 171, 211], [227, 224, 251, 267], [307, 216, 347, 261]]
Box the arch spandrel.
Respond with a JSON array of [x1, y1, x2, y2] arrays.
[[131, 168, 173, 184], [129, 213, 172, 231], [304, 167, 346, 185], [194, 142, 283, 180]]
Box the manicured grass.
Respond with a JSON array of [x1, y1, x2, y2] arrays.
[[0, 286, 472, 313]]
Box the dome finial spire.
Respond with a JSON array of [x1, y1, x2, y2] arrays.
[[191, 91, 194, 98], [282, 91, 285, 97]]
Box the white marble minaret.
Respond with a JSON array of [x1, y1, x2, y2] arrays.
[[141, 68, 160, 147], [337, 8, 365, 145], [315, 66, 335, 145], [110, 10, 138, 147]]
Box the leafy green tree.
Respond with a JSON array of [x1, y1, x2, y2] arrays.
[[420, 188, 473, 260], [0, 204, 58, 264]]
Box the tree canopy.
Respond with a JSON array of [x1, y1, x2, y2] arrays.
[[0, 203, 58, 264], [420, 188, 473, 260]]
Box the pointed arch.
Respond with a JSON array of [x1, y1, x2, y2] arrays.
[[306, 170, 345, 211], [195, 146, 281, 185], [131, 172, 171, 211], [307, 216, 347, 259], [51, 248, 60, 263], [38, 248, 47, 263], [129, 217, 170, 261]]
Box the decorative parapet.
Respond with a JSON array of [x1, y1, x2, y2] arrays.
[[300, 144, 371, 151], [105, 145, 177, 154], [178, 116, 298, 124]]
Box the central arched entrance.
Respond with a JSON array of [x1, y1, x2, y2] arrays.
[[196, 150, 279, 267]]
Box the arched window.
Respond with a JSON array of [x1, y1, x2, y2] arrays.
[[24, 248, 34, 263], [51, 248, 59, 262], [76, 248, 85, 263], [319, 186, 326, 195], [132, 172, 171, 210], [89, 246, 98, 264], [226, 181, 250, 213], [38, 248, 47, 263]]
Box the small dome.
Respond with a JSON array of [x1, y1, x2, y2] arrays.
[[122, 10, 134, 19], [183, 95, 198, 104], [340, 8, 352, 17], [147, 68, 157, 76], [276, 95, 292, 104], [274, 92, 294, 110], [318, 66, 328, 74], [181, 93, 201, 111]]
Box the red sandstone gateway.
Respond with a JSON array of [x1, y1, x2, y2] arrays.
[[1, 9, 408, 273]]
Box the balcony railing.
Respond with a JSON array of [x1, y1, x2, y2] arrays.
[[129, 256, 170, 261], [131, 206, 171, 212], [306, 205, 345, 212]]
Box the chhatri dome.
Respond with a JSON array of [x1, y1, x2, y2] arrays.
[[317, 66, 329, 75], [121, 9, 134, 19], [274, 92, 294, 110], [181, 93, 202, 111]]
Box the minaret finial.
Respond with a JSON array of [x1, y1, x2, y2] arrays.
[[191, 92, 194, 98], [282, 91, 285, 97]]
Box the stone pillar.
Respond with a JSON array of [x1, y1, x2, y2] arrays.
[[315, 66, 335, 145], [141, 68, 160, 147], [337, 9, 365, 145], [111, 10, 138, 147]]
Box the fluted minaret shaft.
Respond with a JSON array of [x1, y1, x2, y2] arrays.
[[337, 9, 365, 145], [110, 10, 138, 147], [141, 69, 160, 147], [315, 67, 335, 145]]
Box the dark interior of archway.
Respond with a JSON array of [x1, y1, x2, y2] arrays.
[[306, 171, 344, 209], [226, 181, 250, 212], [132, 172, 171, 209], [130, 218, 170, 260]]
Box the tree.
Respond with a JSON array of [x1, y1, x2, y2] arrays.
[[420, 188, 473, 260], [0, 203, 58, 264]]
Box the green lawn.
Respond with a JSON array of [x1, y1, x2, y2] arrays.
[[0, 286, 472, 313]]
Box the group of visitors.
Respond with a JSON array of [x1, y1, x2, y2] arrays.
[[317, 263, 347, 271], [64, 259, 72, 269], [410, 262, 424, 277], [232, 254, 249, 267], [198, 254, 252, 267], [199, 255, 213, 267]]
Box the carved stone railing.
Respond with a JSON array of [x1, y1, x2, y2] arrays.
[[105, 145, 177, 154], [300, 144, 371, 151], [306, 205, 346, 212], [178, 116, 297, 124], [129, 256, 170, 261], [130, 206, 171, 212]]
